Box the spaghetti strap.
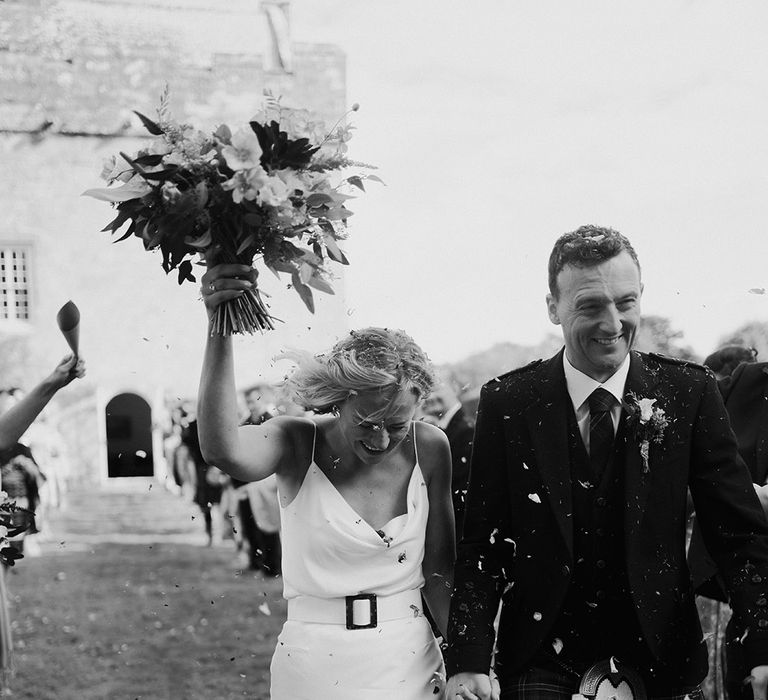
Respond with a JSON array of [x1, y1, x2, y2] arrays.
[[412, 421, 419, 465], [310, 421, 318, 464]]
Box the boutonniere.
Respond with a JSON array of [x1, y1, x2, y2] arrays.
[[623, 394, 670, 473]]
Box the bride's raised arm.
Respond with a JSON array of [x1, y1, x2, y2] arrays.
[[197, 263, 293, 482]]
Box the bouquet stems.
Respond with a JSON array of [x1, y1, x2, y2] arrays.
[[209, 240, 276, 335], [210, 284, 275, 336]]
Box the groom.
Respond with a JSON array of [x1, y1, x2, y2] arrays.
[[445, 226, 768, 700]]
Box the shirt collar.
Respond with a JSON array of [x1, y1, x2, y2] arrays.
[[437, 402, 462, 430], [562, 352, 631, 414]]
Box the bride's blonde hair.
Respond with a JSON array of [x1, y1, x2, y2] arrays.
[[285, 327, 434, 414]]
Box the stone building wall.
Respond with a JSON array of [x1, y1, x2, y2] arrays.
[[0, 0, 350, 484]]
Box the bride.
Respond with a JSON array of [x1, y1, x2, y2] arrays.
[[197, 263, 454, 699]]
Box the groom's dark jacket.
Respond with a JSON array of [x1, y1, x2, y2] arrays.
[[446, 350, 768, 684]]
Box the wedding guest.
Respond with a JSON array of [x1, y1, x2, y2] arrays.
[[703, 345, 758, 382], [423, 373, 475, 539], [180, 417, 226, 546], [445, 226, 768, 700], [22, 409, 71, 516], [234, 384, 280, 573], [0, 354, 85, 685], [197, 263, 454, 699], [245, 474, 281, 576], [690, 347, 768, 700], [0, 427, 43, 558]]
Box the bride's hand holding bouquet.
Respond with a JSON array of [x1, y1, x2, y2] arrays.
[[200, 263, 258, 323]]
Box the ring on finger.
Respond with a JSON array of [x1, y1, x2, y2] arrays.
[[208, 282, 216, 293]]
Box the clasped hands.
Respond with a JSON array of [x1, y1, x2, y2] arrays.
[[444, 672, 500, 700]]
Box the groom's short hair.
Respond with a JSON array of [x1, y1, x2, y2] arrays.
[[548, 224, 640, 299]]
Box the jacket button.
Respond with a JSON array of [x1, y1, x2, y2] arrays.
[[596, 590, 606, 600], [596, 497, 607, 507], [757, 597, 767, 607], [596, 560, 607, 569], [758, 619, 768, 628], [752, 575, 763, 584]]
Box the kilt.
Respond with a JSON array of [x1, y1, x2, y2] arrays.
[[500, 666, 704, 700]]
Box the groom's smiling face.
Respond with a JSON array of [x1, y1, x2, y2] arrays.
[[547, 250, 643, 382]]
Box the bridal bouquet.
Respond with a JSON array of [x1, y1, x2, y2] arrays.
[[84, 90, 378, 334]]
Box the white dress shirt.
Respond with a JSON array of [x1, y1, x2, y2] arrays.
[[562, 353, 630, 453]]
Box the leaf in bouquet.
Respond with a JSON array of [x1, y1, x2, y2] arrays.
[[312, 241, 323, 258], [101, 207, 135, 233], [160, 235, 193, 274], [305, 270, 335, 295], [177, 259, 196, 285], [195, 182, 209, 209], [291, 270, 315, 313], [83, 179, 151, 202], [366, 174, 386, 185], [214, 123, 232, 143], [244, 213, 264, 227], [133, 110, 165, 136], [140, 167, 180, 182], [322, 233, 350, 265], [114, 221, 136, 243], [327, 192, 356, 203], [236, 233, 257, 256], [298, 261, 314, 285], [186, 228, 213, 250], [347, 175, 365, 192], [322, 207, 354, 221], [251, 120, 320, 170], [133, 153, 165, 167], [296, 247, 323, 267], [279, 239, 306, 262], [305, 192, 334, 208], [265, 256, 297, 277]]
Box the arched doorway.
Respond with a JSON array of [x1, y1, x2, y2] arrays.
[[105, 393, 154, 478]]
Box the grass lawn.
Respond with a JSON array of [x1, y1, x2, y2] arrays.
[[5, 541, 284, 700]]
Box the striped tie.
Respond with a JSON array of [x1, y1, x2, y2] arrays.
[[588, 387, 615, 480]]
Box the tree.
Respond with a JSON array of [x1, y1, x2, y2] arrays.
[[634, 315, 698, 360], [0, 334, 33, 390], [718, 321, 768, 361], [442, 335, 563, 399]]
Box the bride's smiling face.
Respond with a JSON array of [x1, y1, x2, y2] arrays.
[[336, 389, 418, 463]]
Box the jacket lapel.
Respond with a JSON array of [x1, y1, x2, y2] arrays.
[[524, 350, 574, 558], [622, 352, 661, 545]]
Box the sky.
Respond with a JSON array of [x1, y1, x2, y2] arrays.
[[274, 0, 767, 363]]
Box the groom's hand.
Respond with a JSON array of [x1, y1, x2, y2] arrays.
[[749, 665, 768, 700], [445, 672, 499, 700]]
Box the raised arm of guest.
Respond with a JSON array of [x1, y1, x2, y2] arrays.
[[0, 354, 85, 451]]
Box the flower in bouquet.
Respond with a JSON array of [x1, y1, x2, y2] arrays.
[[0, 492, 33, 567], [83, 89, 380, 335]]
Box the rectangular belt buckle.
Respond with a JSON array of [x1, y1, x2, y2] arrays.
[[345, 593, 377, 630]]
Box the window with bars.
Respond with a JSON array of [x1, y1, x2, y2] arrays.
[[0, 246, 31, 322]]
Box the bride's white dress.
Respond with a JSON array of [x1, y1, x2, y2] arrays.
[[269, 424, 445, 699]]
